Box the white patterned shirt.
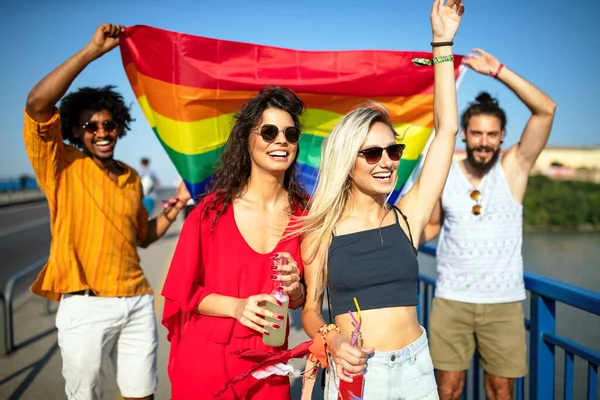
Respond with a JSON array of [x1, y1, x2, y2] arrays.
[[435, 159, 526, 303]]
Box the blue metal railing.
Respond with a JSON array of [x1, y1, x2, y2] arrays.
[[0, 177, 38, 192], [417, 243, 600, 400]]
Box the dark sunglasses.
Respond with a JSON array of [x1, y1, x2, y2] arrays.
[[470, 189, 482, 216], [255, 124, 301, 144], [82, 120, 118, 135], [358, 144, 406, 164]]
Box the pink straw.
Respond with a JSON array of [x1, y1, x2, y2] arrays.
[[348, 311, 360, 346]]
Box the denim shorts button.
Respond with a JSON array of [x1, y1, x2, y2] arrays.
[[390, 354, 396, 361]]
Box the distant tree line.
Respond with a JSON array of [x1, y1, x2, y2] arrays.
[[524, 176, 600, 230]]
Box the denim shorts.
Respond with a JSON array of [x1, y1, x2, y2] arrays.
[[325, 327, 439, 400]]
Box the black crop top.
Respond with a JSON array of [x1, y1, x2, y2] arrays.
[[327, 207, 419, 318]]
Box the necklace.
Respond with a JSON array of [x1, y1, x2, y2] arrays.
[[378, 204, 391, 245]]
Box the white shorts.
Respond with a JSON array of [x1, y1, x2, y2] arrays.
[[325, 327, 439, 400], [56, 292, 158, 399]]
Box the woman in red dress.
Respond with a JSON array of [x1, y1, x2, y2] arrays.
[[162, 86, 308, 399]]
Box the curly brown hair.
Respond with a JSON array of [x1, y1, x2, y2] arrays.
[[59, 85, 133, 148], [200, 85, 308, 228]]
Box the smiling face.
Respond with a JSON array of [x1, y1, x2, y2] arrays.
[[248, 108, 299, 177], [73, 109, 119, 161], [463, 114, 504, 171], [351, 121, 400, 197]]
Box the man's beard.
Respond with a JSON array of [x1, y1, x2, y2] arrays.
[[466, 145, 501, 172]]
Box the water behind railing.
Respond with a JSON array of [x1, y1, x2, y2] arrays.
[[418, 233, 600, 400]]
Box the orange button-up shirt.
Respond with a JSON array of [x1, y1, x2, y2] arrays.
[[23, 109, 153, 301]]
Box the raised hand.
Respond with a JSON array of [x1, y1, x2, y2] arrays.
[[431, 0, 465, 42], [87, 23, 125, 58], [233, 294, 284, 335], [462, 48, 502, 76]]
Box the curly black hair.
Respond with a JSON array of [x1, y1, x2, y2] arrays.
[[58, 85, 134, 148], [200, 85, 309, 228], [461, 92, 507, 132]]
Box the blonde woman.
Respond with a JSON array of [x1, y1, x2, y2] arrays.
[[299, 1, 465, 398]]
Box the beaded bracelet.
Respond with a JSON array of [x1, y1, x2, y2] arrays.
[[308, 357, 320, 379], [433, 55, 454, 64], [411, 54, 454, 67], [307, 324, 340, 379], [318, 324, 341, 348]]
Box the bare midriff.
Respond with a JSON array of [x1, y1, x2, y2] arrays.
[[335, 305, 422, 352]]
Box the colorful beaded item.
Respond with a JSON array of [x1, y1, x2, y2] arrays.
[[411, 54, 454, 67], [318, 323, 341, 347], [306, 325, 339, 379], [433, 55, 454, 64], [308, 356, 320, 378]]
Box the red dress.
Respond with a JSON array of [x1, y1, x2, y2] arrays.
[[162, 196, 303, 399]]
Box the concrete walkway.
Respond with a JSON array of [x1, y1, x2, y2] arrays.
[[0, 190, 46, 207], [0, 218, 323, 400]]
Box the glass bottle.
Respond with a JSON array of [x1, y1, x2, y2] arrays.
[[263, 258, 289, 347]]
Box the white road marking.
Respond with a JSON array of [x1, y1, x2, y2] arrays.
[[0, 202, 48, 217], [0, 216, 50, 238]]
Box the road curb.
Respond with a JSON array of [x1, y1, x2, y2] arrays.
[[0, 195, 46, 209]]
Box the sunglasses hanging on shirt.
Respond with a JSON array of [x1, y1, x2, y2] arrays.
[[470, 189, 482, 216]]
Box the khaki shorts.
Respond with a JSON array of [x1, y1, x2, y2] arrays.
[[428, 297, 528, 378]]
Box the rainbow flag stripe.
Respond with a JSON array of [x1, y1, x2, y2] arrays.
[[120, 25, 463, 200]]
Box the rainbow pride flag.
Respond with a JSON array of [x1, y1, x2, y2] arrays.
[[120, 25, 463, 202]]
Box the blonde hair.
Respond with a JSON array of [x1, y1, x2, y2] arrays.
[[296, 101, 397, 297]]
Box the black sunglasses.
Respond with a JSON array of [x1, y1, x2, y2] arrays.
[[82, 120, 118, 135], [358, 144, 406, 164], [255, 124, 301, 144]]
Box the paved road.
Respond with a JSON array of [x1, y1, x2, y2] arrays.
[[0, 201, 51, 302]]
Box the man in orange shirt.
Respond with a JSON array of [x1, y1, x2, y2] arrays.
[[24, 24, 190, 400]]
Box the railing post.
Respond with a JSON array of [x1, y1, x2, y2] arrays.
[[564, 351, 574, 400], [417, 281, 421, 325], [587, 363, 598, 400], [423, 285, 429, 332], [472, 355, 480, 400], [3, 279, 15, 355], [516, 377, 524, 400], [0, 295, 6, 356], [529, 293, 555, 399], [0, 258, 48, 356]]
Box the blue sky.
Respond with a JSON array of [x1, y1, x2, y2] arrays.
[[0, 0, 596, 185]]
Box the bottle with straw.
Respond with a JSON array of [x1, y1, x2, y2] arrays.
[[338, 297, 365, 400]]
